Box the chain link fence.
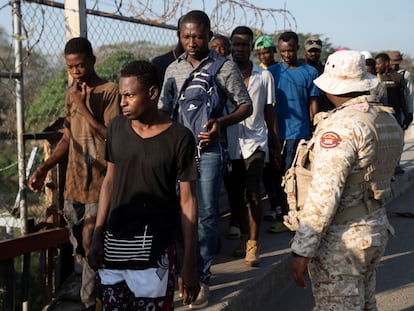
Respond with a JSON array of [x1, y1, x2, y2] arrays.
[[0, 1, 179, 236]]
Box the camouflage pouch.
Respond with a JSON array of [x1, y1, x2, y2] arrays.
[[282, 139, 313, 231]]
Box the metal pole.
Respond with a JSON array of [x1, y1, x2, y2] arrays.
[[12, 1, 28, 310], [12, 0, 27, 235]]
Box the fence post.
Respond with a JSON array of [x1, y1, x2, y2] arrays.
[[64, 0, 87, 40], [12, 0, 27, 235]]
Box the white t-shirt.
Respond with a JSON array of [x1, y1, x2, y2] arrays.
[[226, 63, 276, 160]]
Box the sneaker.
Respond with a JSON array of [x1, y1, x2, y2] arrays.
[[189, 282, 209, 309], [264, 210, 277, 221], [232, 234, 249, 257], [245, 240, 260, 267], [226, 225, 241, 240], [268, 221, 289, 233]]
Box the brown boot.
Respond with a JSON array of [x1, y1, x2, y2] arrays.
[[232, 234, 249, 257], [245, 240, 260, 267]]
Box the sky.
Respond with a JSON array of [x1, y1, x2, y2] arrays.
[[277, 0, 414, 58], [0, 0, 413, 58]]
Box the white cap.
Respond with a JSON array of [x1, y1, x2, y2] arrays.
[[360, 50, 373, 60], [314, 50, 378, 95]]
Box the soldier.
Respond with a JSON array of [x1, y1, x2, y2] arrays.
[[290, 50, 403, 310]]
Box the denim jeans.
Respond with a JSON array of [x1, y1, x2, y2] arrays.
[[197, 142, 226, 284]]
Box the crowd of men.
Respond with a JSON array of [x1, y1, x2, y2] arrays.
[[28, 9, 412, 311]]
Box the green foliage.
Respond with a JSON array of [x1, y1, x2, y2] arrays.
[[95, 50, 141, 82], [0, 142, 18, 207], [0, 27, 16, 131], [25, 70, 68, 133]]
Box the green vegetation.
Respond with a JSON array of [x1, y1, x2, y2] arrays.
[[0, 143, 18, 208], [25, 70, 68, 133]]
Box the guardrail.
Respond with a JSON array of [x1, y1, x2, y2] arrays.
[[0, 228, 69, 310]]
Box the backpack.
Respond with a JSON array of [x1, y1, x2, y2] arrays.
[[172, 56, 228, 144]]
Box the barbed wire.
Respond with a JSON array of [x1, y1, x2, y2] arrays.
[[89, 0, 297, 35], [210, 0, 297, 35], [20, 1, 46, 67], [0, 1, 45, 77]]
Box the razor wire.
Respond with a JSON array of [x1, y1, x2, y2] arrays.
[[86, 0, 297, 36]]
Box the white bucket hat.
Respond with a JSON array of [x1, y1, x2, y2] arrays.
[[360, 50, 373, 60], [314, 50, 378, 95]]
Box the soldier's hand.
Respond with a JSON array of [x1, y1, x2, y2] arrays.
[[291, 255, 310, 288]]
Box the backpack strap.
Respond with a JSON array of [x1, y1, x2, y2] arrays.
[[172, 55, 228, 121], [204, 55, 228, 76]]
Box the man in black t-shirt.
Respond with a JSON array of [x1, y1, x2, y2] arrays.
[[151, 18, 184, 84], [88, 61, 200, 310], [375, 52, 409, 175], [375, 53, 408, 127]]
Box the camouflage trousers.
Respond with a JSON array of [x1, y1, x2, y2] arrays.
[[309, 210, 392, 311]]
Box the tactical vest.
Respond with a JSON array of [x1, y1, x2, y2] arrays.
[[282, 97, 403, 230]]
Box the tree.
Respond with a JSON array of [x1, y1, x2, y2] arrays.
[[0, 26, 57, 136], [0, 27, 16, 133]]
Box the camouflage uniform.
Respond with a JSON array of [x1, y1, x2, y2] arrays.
[[291, 95, 403, 310]]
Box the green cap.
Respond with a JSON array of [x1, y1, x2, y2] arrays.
[[254, 35, 275, 50]]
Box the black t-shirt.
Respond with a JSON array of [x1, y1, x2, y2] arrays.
[[381, 71, 406, 125], [104, 115, 197, 269], [152, 50, 176, 85]]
